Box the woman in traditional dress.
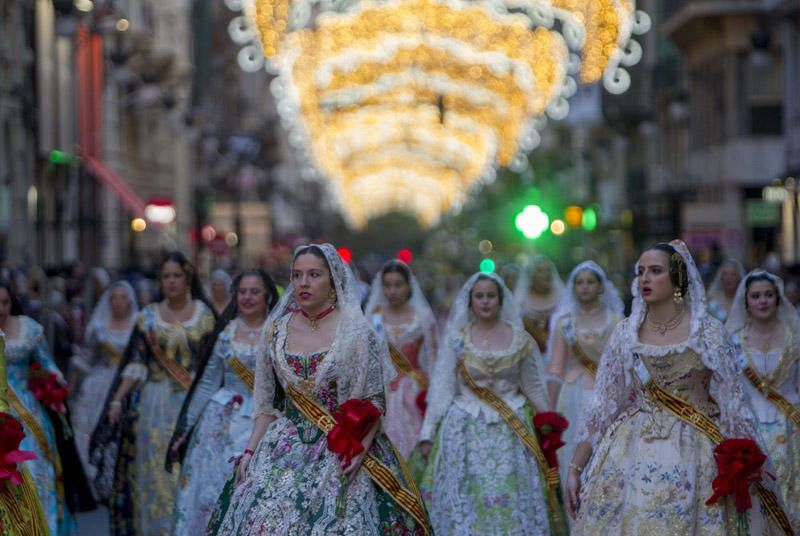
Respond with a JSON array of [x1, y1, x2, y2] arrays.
[[0, 281, 85, 535], [567, 241, 788, 535], [419, 272, 562, 536], [707, 259, 745, 323], [89, 252, 216, 536], [726, 270, 800, 530], [209, 269, 233, 316], [0, 331, 49, 536], [169, 269, 279, 534], [365, 260, 438, 462], [514, 255, 565, 353], [545, 261, 623, 483], [70, 281, 138, 487], [209, 244, 429, 535]]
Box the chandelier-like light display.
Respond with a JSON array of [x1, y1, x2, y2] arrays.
[[226, 0, 648, 227]]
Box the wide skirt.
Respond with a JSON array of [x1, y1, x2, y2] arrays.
[[420, 402, 552, 536], [758, 416, 800, 531], [574, 405, 778, 535]]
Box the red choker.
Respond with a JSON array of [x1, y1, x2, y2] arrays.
[[300, 303, 336, 330]]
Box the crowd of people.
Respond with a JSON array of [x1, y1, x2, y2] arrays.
[[0, 239, 798, 535]]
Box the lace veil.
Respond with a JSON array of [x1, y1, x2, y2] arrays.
[[364, 260, 436, 329], [254, 243, 392, 419], [546, 261, 623, 362], [513, 254, 565, 313], [577, 240, 760, 447], [85, 281, 139, 344], [706, 259, 745, 300], [725, 270, 800, 337]]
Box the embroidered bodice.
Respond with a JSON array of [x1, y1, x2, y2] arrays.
[[283, 350, 337, 443], [640, 348, 718, 417], [135, 302, 215, 382], [420, 325, 548, 440], [555, 312, 619, 386], [88, 325, 131, 366], [6, 316, 61, 389], [741, 346, 800, 423]]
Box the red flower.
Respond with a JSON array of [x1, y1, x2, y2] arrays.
[[706, 438, 770, 513], [415, 390, 427, 416], [533, 411, 569, 469], [0, 412, 37, 486], [231, 394, 244, 408], [28, 366, 68, 414], [327, 399, 382, 465]]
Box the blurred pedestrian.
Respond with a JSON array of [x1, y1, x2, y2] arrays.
[[208, 269, 233, 316], [706, 259, 745, 322], [514, 255, 565, 353]]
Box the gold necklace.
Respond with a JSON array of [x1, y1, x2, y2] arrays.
[[646, 308, 683, 336], [746, 322, 780, 353]]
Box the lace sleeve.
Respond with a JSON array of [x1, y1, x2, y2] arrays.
[[184, 337, 225, 428], [419, 331, 459, 441], [253, 328, 280, 419], [420, 319, 438, 377], [575, 320, 632, 447], [520, 337, 550, 412], [546, 319, 567, 383], [706, 320, 759, 440]]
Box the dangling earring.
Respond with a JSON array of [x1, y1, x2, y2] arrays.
[[328, 288, 337, 306], [673, 287, 684, 305]]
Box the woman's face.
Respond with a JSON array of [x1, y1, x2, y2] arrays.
[[0, 288, 12, 321], [109, 287, 131, 318], [720, 265, 742, 295], [531, 263, 552, 294], [573, 269, 603, 306], [211, 279, 229, 303], [637, 250, 674, 305], [292, 253, 333, 313], [470, 279, 501, 322], [161, 261, 188, 300], [382, 272, 411, 307], [237, 275, 268, 319], [745, 280, 778, 322]]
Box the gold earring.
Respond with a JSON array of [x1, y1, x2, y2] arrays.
[[673, 287, 684, 305], [328, 288, 337, 304]]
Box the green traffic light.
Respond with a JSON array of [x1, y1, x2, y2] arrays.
[[582, 206, 597, 231], [515, 205, 549, 239], [479, 258, 496, 273], [48, 150, 75, 166]]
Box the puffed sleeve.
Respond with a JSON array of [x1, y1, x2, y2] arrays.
[[253, 323, 281, 419], [183, 336, 226, 428], [29, 319, 64, 380], [519, 336, 550, 412], [419, 331, 459, 442]]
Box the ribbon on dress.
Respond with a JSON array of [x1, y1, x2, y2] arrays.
[[229, 357, 255, 392], [150, 340, 192, 390], [634, 358, 793, 535], [388, 343, 429, 390], [561, 319, 598, 377], [457, 360, 566, 536], [285, 383, 431, 534], [738, 348, 800, 428]]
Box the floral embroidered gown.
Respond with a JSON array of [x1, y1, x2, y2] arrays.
[[419, 324, 554, 536], [549, 311, 620, 483], [70, 323, 130, 486], [171, 319, 263, 534], [373, 313, 437, 459], [89, 301, 215, 536], [575, 316, 780, 535], [731, 329, 800, 530], [209, 313, 427, 535], [6, 316, 76, 535]]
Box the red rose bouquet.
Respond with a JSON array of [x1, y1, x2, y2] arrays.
[[533, 411, 569, 469], [415, 390, 427, 416], [0, 412, 37, 486], [706, 438, 770, 512], [327, 399, 382, 466], [28, 362, 68, 414]]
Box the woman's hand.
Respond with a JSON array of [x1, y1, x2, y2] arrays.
[[235, 453, 252, 487], [566, 467, 582, 519], [170, 433, 188, 454], [108, 400, 122, 425]]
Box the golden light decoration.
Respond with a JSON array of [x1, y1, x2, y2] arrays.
[[226, 0, 648, 226]]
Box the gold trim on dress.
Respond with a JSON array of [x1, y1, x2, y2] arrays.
[[639, 367, 793, 535], [388, 343, 429, 390], [285, 383, 431, 534], [100, 341, 123, 365], [229, 357, 255, 392], [457, 360, 565, 536], [739, 345, 800, 428], [150, 340, 192, 390]]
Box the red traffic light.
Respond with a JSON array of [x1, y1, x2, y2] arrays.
[[337, 247, 353, 263]]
